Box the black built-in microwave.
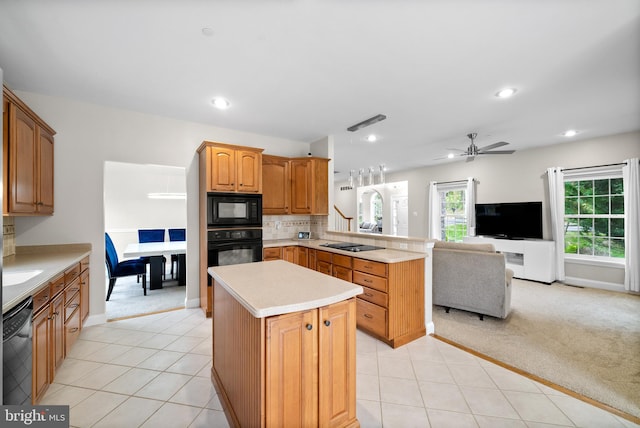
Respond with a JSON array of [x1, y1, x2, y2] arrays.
[[207, 192, 262, 228]]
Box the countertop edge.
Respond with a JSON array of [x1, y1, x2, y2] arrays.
[[3, 245, 92, 314]]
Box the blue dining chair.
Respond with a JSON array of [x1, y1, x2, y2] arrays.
[[138, 229, 167, 279], [168, 228, 186, 279], [105, 233, 147, 300]]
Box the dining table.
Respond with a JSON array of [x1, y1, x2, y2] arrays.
[[123, 241, 186, 290]]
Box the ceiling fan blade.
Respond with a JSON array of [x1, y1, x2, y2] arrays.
[[446, 148, 465, 152], [478, 150, 516, 155], [478, 141, 509, 151]]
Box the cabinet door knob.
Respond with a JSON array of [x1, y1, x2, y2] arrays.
[[324, 320, 331, 327], [306, 323, 313, 330]]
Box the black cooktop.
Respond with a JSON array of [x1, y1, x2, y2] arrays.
[[319, 242, 385, 252]]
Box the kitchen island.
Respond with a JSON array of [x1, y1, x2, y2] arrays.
[[208, 260, 362, 428]]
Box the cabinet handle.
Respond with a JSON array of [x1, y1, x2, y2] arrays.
[[324, 320, 331, 327], [364, 292, 373, 297], [364, 314, 373, 319], [68, 303, 79, 309], [68, 287, 79, 293], [364, 279, 373, 283], [306, 323, 313, 330], [39, 296, 49, 303], [68, 327, 79, 333]]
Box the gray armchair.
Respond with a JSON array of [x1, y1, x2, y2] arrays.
[[432, 241, 513, 319]]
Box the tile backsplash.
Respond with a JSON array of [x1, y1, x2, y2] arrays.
[[263, 215, 327, 240], [3, 216, 16, 257]]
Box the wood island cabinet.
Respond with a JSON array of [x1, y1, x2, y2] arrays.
[[3, 84, 56, 215], [266, 299, 357, 428], [262, 155, 329, 215], [200, 141, 263, 193]]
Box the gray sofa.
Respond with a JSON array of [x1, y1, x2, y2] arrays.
[[432, 241, 513, 319]]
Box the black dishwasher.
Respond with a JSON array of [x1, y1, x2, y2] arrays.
[[2, 296, 33, 405]]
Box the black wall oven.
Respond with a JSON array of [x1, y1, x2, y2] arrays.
[[207, 193, 262, 228], [207, 228, 263, 285]]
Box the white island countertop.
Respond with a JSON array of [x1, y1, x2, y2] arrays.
[[208, 260, 363, 318]]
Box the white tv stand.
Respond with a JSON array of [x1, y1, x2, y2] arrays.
[[463, 236, 556, 283]]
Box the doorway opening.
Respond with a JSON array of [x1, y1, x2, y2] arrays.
[[104, 161, 187, 320]]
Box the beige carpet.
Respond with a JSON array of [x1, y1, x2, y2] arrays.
[[105, 274, 185, 320], [432, 279, 640, 419]]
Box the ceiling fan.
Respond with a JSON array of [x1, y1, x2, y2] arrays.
[[446, 133, 515, 161]]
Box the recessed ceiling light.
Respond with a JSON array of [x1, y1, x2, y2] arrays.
[[212, 97, 230, 110], [562, 129, 578, 137], [447, 153, 455, 159], [202, 27, 214, 37], [366, 134, 377, 142], [495, 88, 517, 98]]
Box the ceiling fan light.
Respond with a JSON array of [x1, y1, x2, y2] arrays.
[[495, 88, 517, 98]]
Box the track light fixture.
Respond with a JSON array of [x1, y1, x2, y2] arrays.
[[347, 114, 387, 132]]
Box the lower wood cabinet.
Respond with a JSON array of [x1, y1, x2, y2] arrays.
[[31, 256, 90, 404], [266, 298, 357, 427]]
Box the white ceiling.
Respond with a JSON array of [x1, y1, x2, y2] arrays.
[[1, 1, 638, 181]]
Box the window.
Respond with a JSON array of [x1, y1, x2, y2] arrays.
[[440, 188, 467, 242], [564, 177, 624, 258]]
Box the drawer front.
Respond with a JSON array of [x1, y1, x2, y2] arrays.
[[333, 265, 352, 282], [332, 254, 352, 269], [64, 276, 81, 306], [65, 288, 81, 322], [353, 258, 387, 277], [49, 274, 65, 298], [359, 286, 388, 308], [80, 256, 90, 272], [356, 298, 387, 338], [317, 250, 332, 263], [32, 286, 50, 314], [65, 308, 81, 355], [263, 247, 281, 260], [317, 260, 332, 276], [64, 262, 81, 283], [353, 271, 388, 293]]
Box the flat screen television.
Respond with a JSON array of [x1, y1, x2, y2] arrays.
[[474, 202, 543, 240]]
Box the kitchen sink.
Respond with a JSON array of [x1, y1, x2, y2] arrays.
[[2, 269, 43, 286]]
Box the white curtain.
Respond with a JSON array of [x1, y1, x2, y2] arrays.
[[623, 158, 640, 292], [465, 177, 476, 236], [428, 181, 440, 240], [547, 167, 565, 281]]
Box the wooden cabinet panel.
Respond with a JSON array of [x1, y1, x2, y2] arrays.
[[356, 298, 387, 338], [32, 286, 50, 314], [262, 155, 289, 214], [333, 265, 352, 282], [51, 293, 65, 378], [353, 258, 387, 277], [207, 145, 236, 191], [332, 254, 352, 269], [64, 308, 81, 355], [295, 246, 308, 268], [318, 299, 357, 427], [360, 285, 388, 308], [289, 158, 328, 215], [79, 265, 90, 322], [32, 307, 49, 404], [283, 246, 296, 263], [317, 250, 332, 263], [353, 271, 387, 293], [49, 274, 65, 298], [236, 150, 262, 193], [266, 310, 318, 428], [3, 85, 56, 216], [317, 260, 332, 276], [263, 247, 282, 261], [308, 249, 316, 271], [64, 288, 80, 322]]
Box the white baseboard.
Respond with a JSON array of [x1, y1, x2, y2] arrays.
[[185, 297, 200, 309], [563, 276, 625, 292], [426, 321, 435, 335], [84, 313, 107, 327]]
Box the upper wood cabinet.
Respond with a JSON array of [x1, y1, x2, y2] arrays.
[[3, 84, 56, 215], [262, 155, 290, 214], [199, 141, 263, 193], [262, 155, 329, 215]]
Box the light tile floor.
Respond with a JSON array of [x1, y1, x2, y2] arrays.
[[41, 308, 639, 428]]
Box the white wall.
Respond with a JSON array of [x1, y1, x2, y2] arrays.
[[334, 131, 640, 287], [12, 91, 309, 323]]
